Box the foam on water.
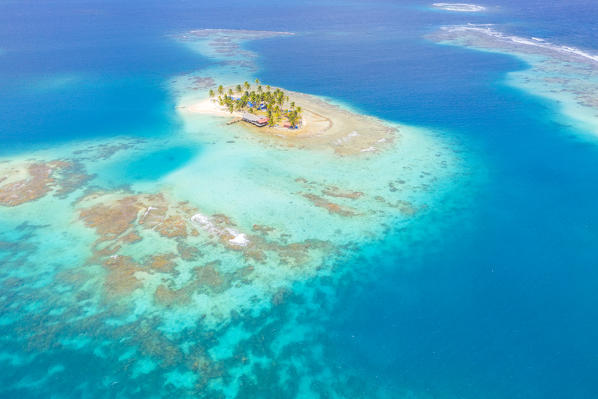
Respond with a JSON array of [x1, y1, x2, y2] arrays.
[[441, 25, 598, 63], [431, 3, 486, 12], [432, 24, 598, 139]]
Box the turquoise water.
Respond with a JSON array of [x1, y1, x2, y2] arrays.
[[115, 146, 199, 183], [1, 1, 598, 398]]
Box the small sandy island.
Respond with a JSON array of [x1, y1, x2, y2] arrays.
[[177, 80, 396, 156], [432, 3, 486, 12]]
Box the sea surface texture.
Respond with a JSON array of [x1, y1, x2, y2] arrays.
[[0, 1, 597, 398]]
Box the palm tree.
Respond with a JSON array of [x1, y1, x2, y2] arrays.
[[288, 112, 298, 127], [218, 85, 223, 95], [290, 101, 295, 110], [243, 81, 250, 90], [267, 109, 274, 126], [236, 84, 242, 93], [257, 85, 262, 93], [266, 85, 271, 91], [228, 88, 233, 96], [255, 78, 260, 85], [209, 89, 215, 98]]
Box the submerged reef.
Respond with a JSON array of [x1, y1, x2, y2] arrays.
[[76, 190, 336, 307], [431, 25, 598, 136], [0, 160, 92, 206], [0, 130, 457, 396], [176, 29, 294, 73], [0, 29, 470, 398]]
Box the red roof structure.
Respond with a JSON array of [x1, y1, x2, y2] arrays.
[[242, 113, 269, 127]]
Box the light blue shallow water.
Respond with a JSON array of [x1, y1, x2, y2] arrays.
[[1, 1, 597, 398]]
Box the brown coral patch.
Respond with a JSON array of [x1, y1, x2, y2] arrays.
[[374, 195, 418, 216], [321, 186, 364, 200], [155, 215, 188, 238], [154, 284, 193, 307], [53, 161, 94, 198], [0, 161, 70, 206], [136, 329, 183, 368], [56, 269, 92, 286], [138, 204, 167, 227], [77, 193, 203, 298], [177, 241, 201, 261], [243, 247, 267, 262], [79, 196, 140, 238], [147, 253, 177, 272], [252, 224, 275, 235], [211, 214, 236, 227], [302, 193, 357, 217], [232, 265, 255, 281], [79, 193, 198, 248], [121, 231, 142, 243], [275, 241, 316, 265], [191, 211, 333, 267], [103, 255, 142, 297], [195, 262, 226, 292], [77, 191, 336, 304], [153, 261, 239, 307], [88, 244, 121, 264], [295, 178, 363, 202]]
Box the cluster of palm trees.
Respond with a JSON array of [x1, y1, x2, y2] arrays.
[[208, 79, 302, 128]]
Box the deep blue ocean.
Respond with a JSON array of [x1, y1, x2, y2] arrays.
[[1, 0, 597, 398]]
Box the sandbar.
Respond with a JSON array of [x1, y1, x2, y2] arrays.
[[178, 87, 397, 156]]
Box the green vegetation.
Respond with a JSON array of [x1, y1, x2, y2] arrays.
[[213, 80, 303, 128]]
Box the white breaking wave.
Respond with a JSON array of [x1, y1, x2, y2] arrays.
[[191, 213, 217, 234], [441, 24, 598, 64], [227, 230, 250, 247], [432, 3, 486, 12], [191, 213, 250, 247]]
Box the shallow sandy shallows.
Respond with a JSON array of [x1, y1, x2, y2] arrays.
[[179, 89, 397, 156]]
